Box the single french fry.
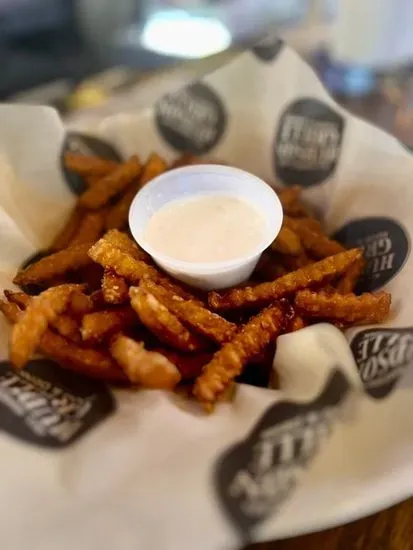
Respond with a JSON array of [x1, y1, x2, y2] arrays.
[[140, 279, 236, 344], [208, 248, 363, 310], [81, 306, 138, 343], [68, 210, 106, 247], [14, 243, 92, 286], [50, 205, 85, 251], [193, 303, 284, 407], [284, 216, 345, 258], [105, 182, 140, 230], [5, 290, 80, 342], [79, 155, 141, 210], [64, 152, 119, 177], [277, 186, 309, 217], [139, 152, 168, 186], [336, 257, 365, 294], [102, 270, 129, 304], [295, 289, 391, 325], [10, 284, 82, 369], [130, 286, 208, 352], [89, 237, 201, 302], [270, 226, 302, 256], [110, 333, 181, 389], [103, 229, 150, 262]]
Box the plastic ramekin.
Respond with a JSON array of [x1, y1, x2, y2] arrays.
[[129, 164, 283, 290]]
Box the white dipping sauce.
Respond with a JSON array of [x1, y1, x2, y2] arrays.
[[143, 195, 265, 263]]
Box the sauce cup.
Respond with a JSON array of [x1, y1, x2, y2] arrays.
[[129, 164, 283, 290]]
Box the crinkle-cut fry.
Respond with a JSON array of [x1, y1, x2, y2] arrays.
[[103, 229, 150, 262], [141, 279, 236, 344], [14, 243, 92, 286], [79, 155, 141, 210], [284, 216, 345, 258], [81, 306, 138, 343], [68, 210, 106, 247], [0, 295, 124, 381], [140, 152, 168, 186], [193, 303, 284, 406], [295, 289, 391, 324], [336, 257, 365, 294], [89, 237, 202, 303], [209, 248, 363, 310], [4, 290, 80, 342], [130, 286, 208, 352], [64, 152, 119, 177], [50, 205, 84, 251], [154, 349, 212, 380], [105, 182, 140, 230], [102, 270, 129, 304], [10, 284, 82, 369], [270, 225, 302, 256], [253, 251, 286, 282], [110, 333, 181, 388]]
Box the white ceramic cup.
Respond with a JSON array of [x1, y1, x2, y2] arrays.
[[129, 164, 283, 290]]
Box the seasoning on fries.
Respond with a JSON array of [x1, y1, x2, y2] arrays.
[[0, 149, 395, 411]]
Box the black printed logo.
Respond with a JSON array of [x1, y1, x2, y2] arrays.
[[61, 132, 122, 195], [351, 328, 413, 399], [155, 82, 227, 155], [334, 217, 410, 292], [214, 369, 350, 540], [252, 35, 283, 62], [0, 359, 114, 448], [274, 98, 345, 187]]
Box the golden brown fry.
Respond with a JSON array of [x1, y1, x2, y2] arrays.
[[209, 248, 363, 310], [81, 306, 138, 343], [68, 210, 106, 247], [270, 226, 302, 256], [130, 286, 208, 352], [140, 279, 236, 344], [86, 175, 102, 187], [89, 237, 201, 302], [79, 155, 141, 210], [102, 270, 129, 304], [69, 290, 104, 316], [295, 289, 391, 324], [1, 295, 125, 381], [14, 243, 92, 286], [193, 303, 284, 406], [10, 284, 82, 369], [50, 205, 84, 251], [140, 152, 168, 186], [64, 152, 119, 177], [110, 333, 181, 388], [336, 257, 365, 294], [284, 216, 345, 258], [4, 290, 80, 342], [105, 182, 140, 230], [103, 229, 150, 262], [288, 314, 307, 332]]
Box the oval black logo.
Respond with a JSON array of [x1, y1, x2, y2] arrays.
[[274, 98, 345, 187], [61, 132, 122, 195], [0, 359, 115, 448], [351, 327, 413, 399], [214, 369, 350, 539], [334, 217, 410, 292], [252, 35, 283, 62], [155, 82, 227, 155]]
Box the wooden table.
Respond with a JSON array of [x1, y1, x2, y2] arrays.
[[247, 498, 413, 550]]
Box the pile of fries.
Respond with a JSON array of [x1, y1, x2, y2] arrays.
[[0, 151, 392, 411]]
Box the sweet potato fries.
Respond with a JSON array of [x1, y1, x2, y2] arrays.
[[0, 151, 392, 410]]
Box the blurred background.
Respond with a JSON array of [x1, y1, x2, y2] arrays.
[[2, 0, 413, 147]]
